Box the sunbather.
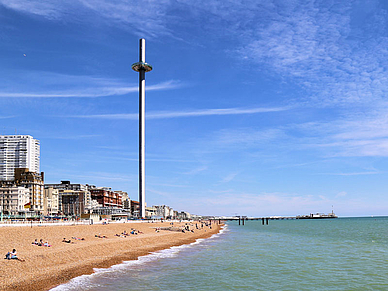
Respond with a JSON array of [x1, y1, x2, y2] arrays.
[[5, 249, 25, 261]]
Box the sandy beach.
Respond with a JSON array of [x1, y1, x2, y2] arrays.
[[0, 220, 222, 291]]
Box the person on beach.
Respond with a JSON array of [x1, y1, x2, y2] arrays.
[[72, 237, 85, 241], [62, 238, 72, 243], [32, 239, 39, 245], [5, 249, 25, 262]]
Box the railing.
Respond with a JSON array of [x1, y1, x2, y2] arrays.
[[0, 218, 151, 227], [0, 219, 92, 227]]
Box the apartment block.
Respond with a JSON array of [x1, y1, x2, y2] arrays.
[[45, 181, 92, 213], [90, 188, 123, 208], [0, 135, 40, 181], [43, 187, 59, 215], [0, 185, 30, 216]]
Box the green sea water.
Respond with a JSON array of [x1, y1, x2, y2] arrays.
[[52, 217, 388, 290]]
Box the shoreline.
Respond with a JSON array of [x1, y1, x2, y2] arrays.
[[0, 221, 222, 291]]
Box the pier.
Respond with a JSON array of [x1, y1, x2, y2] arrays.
[[219, 216, 297, 222], [211, 213, 337, 225]]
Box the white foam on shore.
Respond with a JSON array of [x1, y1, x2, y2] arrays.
[[50, 224, 227, 291]]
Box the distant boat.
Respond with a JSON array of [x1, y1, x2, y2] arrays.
[[296, 211, 338, 219]]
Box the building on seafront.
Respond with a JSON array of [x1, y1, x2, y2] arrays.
[[0, 135, 45, 216], [0, 168, 45, 215], [0, 135, 195, 220], [0, 135, 40, 181], [43, 187, 59, 216], [45, 181, 92, 216], [14, 168, 45, 213], [44, 181, 130, 217], [0, 185, 30, 216], [90, 187, 122, 208]]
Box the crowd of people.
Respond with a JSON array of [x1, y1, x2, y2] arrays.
[[32, 239, 51, 247]]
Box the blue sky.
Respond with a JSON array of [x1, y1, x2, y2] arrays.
[[1, 0, 388, 217]]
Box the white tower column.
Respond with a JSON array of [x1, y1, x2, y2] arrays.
[[132, 39, 152, 218]]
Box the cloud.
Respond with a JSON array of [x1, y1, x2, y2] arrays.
[[318, 171, 380, 176], [47, 171, 136, 183], [290, 109, 388, 157], [5, 0, 386, 109], [336, 191, 347, 198], [0, 0, 65, 19], [146, 188, 174, 199], [78, 0, 173, 37], [70, 106, 291, 120], [43, 134, 102, 140], [183, 165, 208, 175], [232, 1, 388, 107], [220, 172, 238, 183], [204, 127, 286, 152], [0, 71, 181, 98], [0, 0, 173, 38]]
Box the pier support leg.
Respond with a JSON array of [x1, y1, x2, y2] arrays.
[[266, 218, 269, 225], [242, 217, 245, 225], [238, 217, 240, 225], [262, 218, 264, 225]]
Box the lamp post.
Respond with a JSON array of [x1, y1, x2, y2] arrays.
[[132, 39, 152, 218]]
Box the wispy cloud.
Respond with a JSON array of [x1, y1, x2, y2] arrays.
[[220, 172, 238, 183], [0, 0, 65, 19], [204, 127, 286, 152], [234, 1, 388, 107], [183, 165, 208, 175], [290, 110, 388, 157], [336, 191, 347, 198], [6, 1, 386, 109], [148, 182, 188, 188], [316, 171, 380, 176], [0, 76, 181, 98], [0, 0, 173, 38], [146, 188, 174, 199], [70, 106, 291, 120], [43, 134, 102, 140], [47, 171, 137, 184]]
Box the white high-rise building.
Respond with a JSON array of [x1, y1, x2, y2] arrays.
[[0, 135, 40, 181]]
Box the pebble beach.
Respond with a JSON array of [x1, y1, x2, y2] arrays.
[[0, 221, 221, 291]]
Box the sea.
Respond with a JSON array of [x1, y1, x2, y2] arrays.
[[51, 217, 388, 290]]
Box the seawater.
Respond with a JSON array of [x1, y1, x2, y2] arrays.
[[51, 217, 388, 290]]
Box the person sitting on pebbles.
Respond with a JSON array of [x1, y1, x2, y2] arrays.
[[5, 249, 25, 262], [72, 237, 85, 241]]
